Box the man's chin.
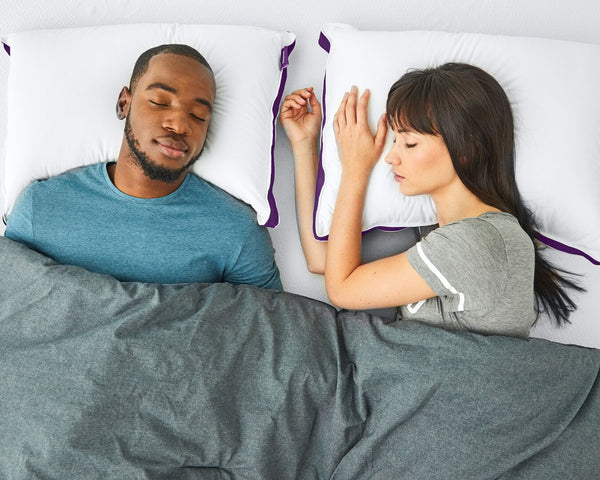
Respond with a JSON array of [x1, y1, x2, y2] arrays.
[[139, 156, 199, 183], [124, 117, 201, 184], [141, 164, 187, 183]]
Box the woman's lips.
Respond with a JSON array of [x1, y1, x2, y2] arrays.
[[393, 173, 405, 182]]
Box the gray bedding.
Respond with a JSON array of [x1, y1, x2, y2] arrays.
[[1, 236, 599, 479]]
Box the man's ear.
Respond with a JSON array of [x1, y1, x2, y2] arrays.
[[116, 86, 131, 120]]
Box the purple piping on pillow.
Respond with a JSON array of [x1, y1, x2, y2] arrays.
[[2, 42, 10, 56], [265, 39, 296, 228], [318, 32, 331, 53], [312, 31, 331, 239], [313, 72, 328, 240], [313, 31, 413, 241], [536, 233, 599, 265]]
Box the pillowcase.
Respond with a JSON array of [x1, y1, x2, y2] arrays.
[[2, 24, 296, 227], [316, 24, 600, 265]]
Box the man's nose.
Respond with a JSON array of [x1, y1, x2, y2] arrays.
[[163, 109, 191, 135]]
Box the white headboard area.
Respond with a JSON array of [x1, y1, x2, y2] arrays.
[[2, 0, 599, 347]]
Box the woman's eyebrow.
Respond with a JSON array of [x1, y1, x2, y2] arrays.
[[146, 82, 213, 112]]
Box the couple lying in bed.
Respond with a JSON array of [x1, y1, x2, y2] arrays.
[[5, 43, 580, 338]]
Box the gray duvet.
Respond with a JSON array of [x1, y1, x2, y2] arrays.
[[1, 237, 599, 479]]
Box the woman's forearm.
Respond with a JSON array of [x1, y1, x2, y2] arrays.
[[291, 139, 327, 274], [324, 171, 370, 303], [324, 87, 387, 306]]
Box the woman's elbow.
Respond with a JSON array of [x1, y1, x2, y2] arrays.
[[303, 250, 325, 275], [301, 243, 327, 275], [325, 280, 351, 309], [306, 260, 325, 275]]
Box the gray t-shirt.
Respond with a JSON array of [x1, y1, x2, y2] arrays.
[[397, 212, 535, 338]]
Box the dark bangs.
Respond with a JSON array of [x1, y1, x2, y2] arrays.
[[386, 69, 441, 136]]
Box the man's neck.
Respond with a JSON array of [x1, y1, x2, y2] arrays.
[[107, 161, 187, 198]]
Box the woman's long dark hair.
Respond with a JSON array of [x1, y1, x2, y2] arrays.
[[386, 62, 582, 325]]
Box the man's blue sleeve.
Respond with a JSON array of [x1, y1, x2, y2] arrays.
[[5, 184, 36, 248], [225, 223, 283, 290]]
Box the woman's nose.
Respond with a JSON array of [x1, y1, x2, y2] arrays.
[[384, 147, 399, 165]]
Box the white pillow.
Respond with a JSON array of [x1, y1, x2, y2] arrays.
[[316, 24, 600, 265], [2, 24, 296, 227]]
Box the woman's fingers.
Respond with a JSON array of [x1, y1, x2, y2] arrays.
[[334, 91, 349, 129], [280, 87, 323, 145], [332, 86, 388, 173], [335, 87, 373, 130], [281, 89, 317, 124], [283, 88, 314, 108], [283, 94, 307, 109], [374, 113, 388, 150], [356, 89, 371, 127], [344, 86, 358, 125]]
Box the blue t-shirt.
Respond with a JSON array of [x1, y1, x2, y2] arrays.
[[6, 162, 282, 289]]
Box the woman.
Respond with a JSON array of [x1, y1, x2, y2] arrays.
[[280, 63, 580, 337]]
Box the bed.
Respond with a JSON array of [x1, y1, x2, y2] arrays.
[[1, 236, 599, 478], [1, 2, 599, 479]]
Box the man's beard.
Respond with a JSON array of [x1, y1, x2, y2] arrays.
[[124, 116, 202, 183]]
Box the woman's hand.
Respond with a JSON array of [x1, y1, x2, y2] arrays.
[[280, 87, 322, 148], [333, 86, 388, 177], [280, 87, 327, 274]]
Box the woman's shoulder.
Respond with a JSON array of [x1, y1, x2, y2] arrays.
[[422, 212, 531, 259], [471, 212, 532, 249], [432, 212, 533, 264], [443, 212, 526, 241]]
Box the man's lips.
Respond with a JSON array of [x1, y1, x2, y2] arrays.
[[155, 138, 189, 159]]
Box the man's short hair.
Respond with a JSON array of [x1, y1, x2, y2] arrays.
[[129, 44, 214, 91]]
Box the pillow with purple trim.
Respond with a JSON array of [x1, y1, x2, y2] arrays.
[[316, 24, 600, 265], [2, 24, 295, 227]]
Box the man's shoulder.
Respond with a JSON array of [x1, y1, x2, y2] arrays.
[[30, 163, 105, 191], [185, 173, 257, 223], [50, 162, 104, 181], [13, 163, 104, 210]]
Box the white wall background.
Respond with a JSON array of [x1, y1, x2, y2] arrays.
[[1, 0, 599, 347]]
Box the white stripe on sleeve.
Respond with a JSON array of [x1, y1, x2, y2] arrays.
[[407, 300, 426, 313], [416, 242, 465, 311]]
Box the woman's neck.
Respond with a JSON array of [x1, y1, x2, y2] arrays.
[[432, 183, 501, 227]]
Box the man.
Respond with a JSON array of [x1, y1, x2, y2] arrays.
[[5, 44, 282, 289]]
